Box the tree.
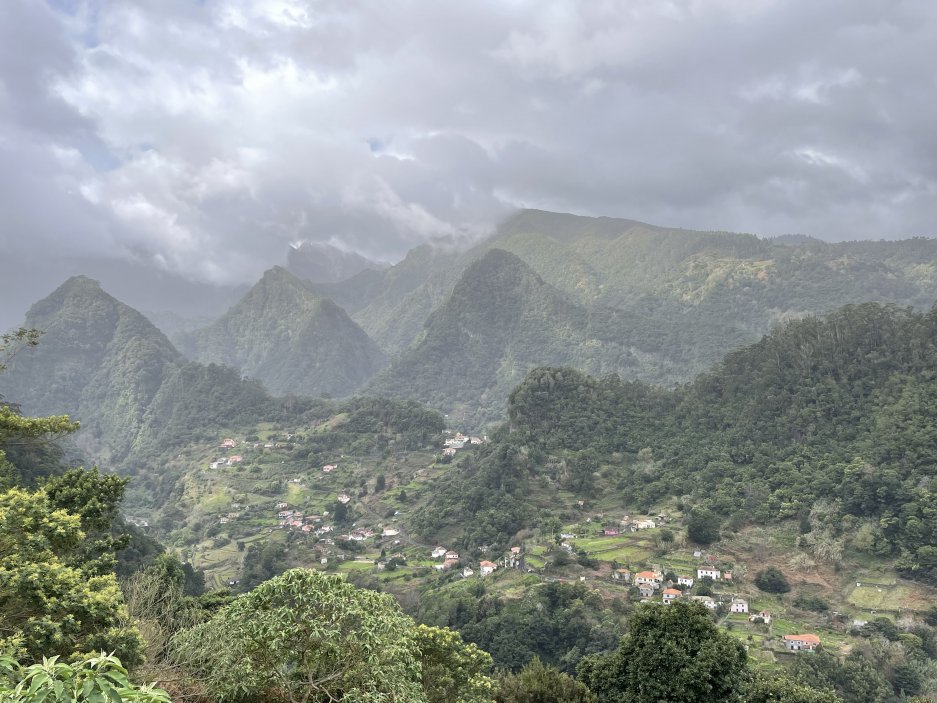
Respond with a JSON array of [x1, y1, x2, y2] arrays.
[[375, 473, 387, 492], [0, 653, 169, 703], [687, 508, 720, 545], [172, 568, 426, 702], [577, 601, 747, 703], [754, 567, 790, 594], [497, 657, 597, 703], [0, 486, 143, 665], [415, 624, 496, 703], [745, 673, 841, 703]]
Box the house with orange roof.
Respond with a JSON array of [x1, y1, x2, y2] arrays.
[[634, 570, 661, 587], [480, 560, 497, 576], [784, 634, 820, 651], [662, 588, 682, 604]]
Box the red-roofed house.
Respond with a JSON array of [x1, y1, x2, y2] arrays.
[[662, 588, 682, 604], [784, 634, 820, 651], [480, 560, 497, 576], [634, 571, 661, 587]]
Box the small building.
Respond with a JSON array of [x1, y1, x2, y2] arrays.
[[442, 448, 457, 457], [637, 583, 656, 598], [226, 455, 243, 465], [632, 519, 656, 530], [445, 551, 459, 561], [697, 568, 721, 580], [431, 546, 447, 559], [462, 567, 475, 578], [691, 596, 718, 610], [662, 588, 682, 604], [693, 550, 703, 558], [337, 492, 351, 504], [220, 438, 236, 448], [750, 611, 772, 625], [724, 571, 733, 581], [480, 560, 497, 576], [613, 568, 631, 582], [276, 501, 288, 510], [382, 528, 400, 537], [322, 464, 336, 473], [784, 634, 820, 652], [209, 461, 221, 469], [441, 558, 459, 570], [603, 528, 620, 536], [730, 598, 749, 614], [511, 546, 522, 555], [677, 576, 695, 588]]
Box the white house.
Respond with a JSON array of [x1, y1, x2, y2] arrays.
[[462, 567, 475, 578], [634, 570, 661, 587], [697, 568, 721, 580], [730, 598, 749, 614], [613, 569, 631, 582], [677, 576, 695, 588], [637, 583, 656, 598], [750, 611, 772, 625], [431, 546, 447, 559], [382, 528, 400, 537], [662, 588, 682, 604], [784, 634, 820, 652], [691, 596, 718, 610], [337, 492, 351, 504], [480, 560, 497, 576]]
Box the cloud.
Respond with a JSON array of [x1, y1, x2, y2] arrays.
[[1, 0, 936, 314]]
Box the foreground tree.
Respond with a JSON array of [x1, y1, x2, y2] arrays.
[[0, 653, 169, 703], [578, 601, 747, 703], [0, 486, 142, 664], [415, 624, 496, 703], [172, 568, 426, 702], [497, 657, 597, 703]]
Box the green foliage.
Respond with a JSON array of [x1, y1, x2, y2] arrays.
[[415, 624, 496, 703], [745, 673, 842, 703], [417, 581, 621, 673], [496, 657, 597, 703], [0, 653, 169, 703], [181, 266, 388, 397], [577, 601, 747, 703], [755, 567, 791, 594], [0, 486, 143, 665], [687, 508, 720, 545], [172, 568, 426, 702]]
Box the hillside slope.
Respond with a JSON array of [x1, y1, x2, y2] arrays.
[[423, 301, 937, 582], [366, 249, 641, 423], [180, 267, 388, 398], [0, 277, 306, 467], [339, 209, 937, 372]]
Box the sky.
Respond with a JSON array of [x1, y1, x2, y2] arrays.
[[1, 0, 936, 324]]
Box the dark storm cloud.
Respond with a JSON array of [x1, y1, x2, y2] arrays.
[[1, 0, 936, 325]]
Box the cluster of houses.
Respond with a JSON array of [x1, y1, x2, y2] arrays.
[[431, 544, 520, 578], [441, 432, 487, 457]]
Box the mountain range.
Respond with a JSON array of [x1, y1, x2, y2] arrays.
[[177, 266, 387, 398], [5, 208, 937, 458]]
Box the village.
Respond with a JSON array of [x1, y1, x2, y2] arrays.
[[141, 422, 927, 669]]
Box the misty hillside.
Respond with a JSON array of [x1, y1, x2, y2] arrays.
[[178, 266, 388, 398], [333, 209, 937, 362], [366, 249, 641, 423], [286, 241, 387, 284], [0, 276, 302, 465]]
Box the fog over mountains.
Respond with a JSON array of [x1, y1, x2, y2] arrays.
[[6, 208, 937, 439]]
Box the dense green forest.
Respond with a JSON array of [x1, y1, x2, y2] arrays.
[[421, 302, 937, 581], [177, 266, 388, 398]]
